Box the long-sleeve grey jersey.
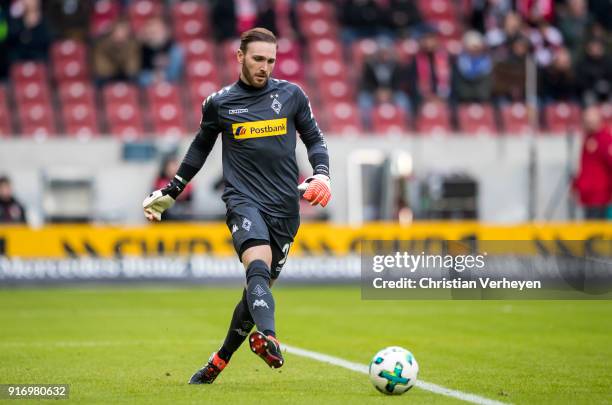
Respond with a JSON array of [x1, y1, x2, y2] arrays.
[[178, 78, 329, 218]]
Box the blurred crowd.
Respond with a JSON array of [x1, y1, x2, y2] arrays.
[[350, 0, 611, 119]]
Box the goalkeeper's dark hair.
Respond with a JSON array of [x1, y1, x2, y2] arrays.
[[239, 27, 277, 53]]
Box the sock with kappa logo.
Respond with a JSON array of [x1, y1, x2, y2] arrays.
[[245, 260, 276, 336], [218, 288, 253, 362]]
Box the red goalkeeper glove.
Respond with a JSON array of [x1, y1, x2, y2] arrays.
[[298, 174, 331, 207]]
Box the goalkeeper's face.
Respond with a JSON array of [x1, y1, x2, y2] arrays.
[[238, 41, 277, 88]]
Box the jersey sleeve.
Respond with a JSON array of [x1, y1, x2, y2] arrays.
[[176, 96, 222, 182], [294, 86, 330, 177]]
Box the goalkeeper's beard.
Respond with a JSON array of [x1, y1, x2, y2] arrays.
[[241, 65, 269, 88]]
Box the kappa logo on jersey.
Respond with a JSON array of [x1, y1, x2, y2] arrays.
[[253, 299, 269, 309], [231, 118, 287, 139], [252, 284, 267, 297]]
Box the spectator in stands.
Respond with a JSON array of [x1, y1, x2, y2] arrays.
[[0, 175, 27, 224], [486, 11, 525, 62], [255, 0, 277, 35], [339, 0, 387, 43], [573, 106, 612, 220], [469, 0, 512, 34], [211, 0, 236, 41], [45, 0, 92, 40], [386, 0, 424, 38], [152, 156, 193, 221], [137, 17, 184, 86], [358, 41, 411, 128], [557, 0, 592, 60], [588, 0, 612, 31], [491, 36, 529, 103], [93, 18, 141, 84], [451, 30, 492, 103], [539, 47, 579, 103], [7, 0, 52, 63], [576, 37, 612, 105], [409, 27, 451, 105], [527, 19, 564, 67]]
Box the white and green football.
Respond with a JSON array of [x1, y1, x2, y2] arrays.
[[368, 346, 419, 395]]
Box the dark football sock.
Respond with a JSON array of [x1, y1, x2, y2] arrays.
[[245, 260, 276, 335], [218, 288, 254, 362]]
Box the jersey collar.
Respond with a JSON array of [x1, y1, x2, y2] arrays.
[[237, 77, 270, 92]]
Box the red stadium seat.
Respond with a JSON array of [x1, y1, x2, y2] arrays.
[[325, 102, 362, 135], [184, 39, 215, 63], [147, 82, 181, 107], [172, 1, 207, 22], [395, 39, 418, 64], [0, 85, 12, 136], [102, 82, 139, 105], [62, 102, 100, 137], [172, 1, 209, 42], [275, 58, 304, 81], [313, 59, 345, 80], [309, 38, 343, 63], [151, 102, 186, 137], [187, 80, 219, 126], [500, 103, 531, 135], [457, 103, 497, 135], [174, 18, 206, 43], [91, 0, 120, 36], [51, 40, 87, 64], [276, 38, 300, 59], [419, 0, 455, 19], [297, 0, 335, 22], [58, 82, 96, 106], [544, 102, 581, 134], [105, 102, 145, 139], [432, 18, 461, 39], [18, 102, 57, 137], [14, 82, 51, 106], [128, 0, 162, 33], [301, 18, 338, 40], [53, 59, 89, 82], [415, 100, 451, 134], [352, 39, 379, 71], [372, 103, 409, 135], [318, 79, 353, 102], [186, 59, 219, 82], [172, 1, 209, 39], [10, 62, 48, 84]]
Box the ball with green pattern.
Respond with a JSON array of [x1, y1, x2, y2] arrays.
[[368, 346, 419, 395]]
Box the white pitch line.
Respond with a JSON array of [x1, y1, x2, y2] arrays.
[[284, 344, 511, 405]]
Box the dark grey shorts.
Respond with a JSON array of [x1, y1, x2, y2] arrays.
[[226, 203, 300, 279]]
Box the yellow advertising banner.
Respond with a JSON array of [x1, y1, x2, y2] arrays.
[[0, 222, 610, 259]]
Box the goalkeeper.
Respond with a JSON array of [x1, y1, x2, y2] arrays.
[[142, 27, 331, 384]]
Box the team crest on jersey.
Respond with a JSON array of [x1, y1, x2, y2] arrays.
[[270, 93, 282, 114]]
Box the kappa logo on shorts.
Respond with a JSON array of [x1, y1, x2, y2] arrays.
[[252, 284, 267, 297], [253, 299, 269, 309], [231, 224, 239, 234], [242, 217, 252, 232]]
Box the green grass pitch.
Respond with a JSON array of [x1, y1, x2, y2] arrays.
[[0, 286, 610, 404]]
